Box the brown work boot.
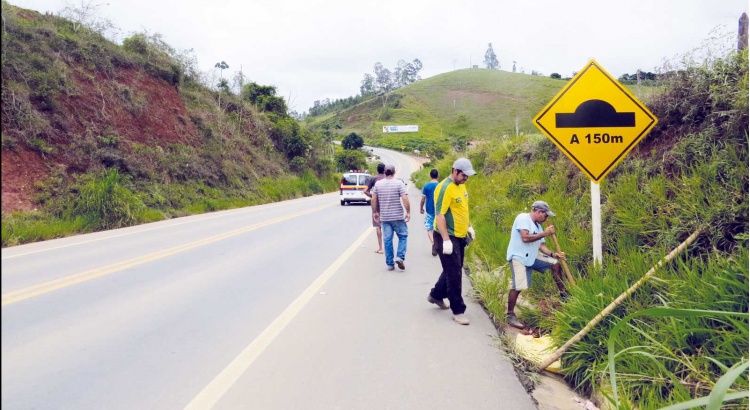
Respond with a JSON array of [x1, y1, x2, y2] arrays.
[[427, 295, 449, 309]]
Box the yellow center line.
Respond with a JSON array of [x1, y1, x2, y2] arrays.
[[1, 203, 335, 307]]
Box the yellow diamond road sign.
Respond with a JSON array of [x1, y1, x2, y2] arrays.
[[534, 59, 658, 182]]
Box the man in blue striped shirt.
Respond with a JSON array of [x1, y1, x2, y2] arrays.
[[372, 164, 411, 271]]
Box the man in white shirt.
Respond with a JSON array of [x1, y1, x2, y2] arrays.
[[505, 200, 568, 329]]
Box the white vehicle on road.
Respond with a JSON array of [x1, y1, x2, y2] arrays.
[[339, 170, 371, 206]]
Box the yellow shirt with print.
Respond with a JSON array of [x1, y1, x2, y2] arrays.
[[433, 177, 470, 238]]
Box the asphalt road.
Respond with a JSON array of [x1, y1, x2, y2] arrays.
[[1, 147, 535, 410]]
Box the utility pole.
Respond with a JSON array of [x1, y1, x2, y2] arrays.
[[739, 12, 748, 50], [636, 69, 641, 99]]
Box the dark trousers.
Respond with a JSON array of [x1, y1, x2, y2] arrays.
[[430, 232, 467, 315]]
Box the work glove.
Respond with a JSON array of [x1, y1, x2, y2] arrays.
[[442, 239, 453, 255], [467, 226, 476, 241]]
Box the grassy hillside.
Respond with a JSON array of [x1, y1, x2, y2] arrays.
[[309, 68, 657, 157], [412, 48, 748, 408], [0, 2, 338, 246]]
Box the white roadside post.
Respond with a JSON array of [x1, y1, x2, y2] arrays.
[[591, 181, 602, 265]]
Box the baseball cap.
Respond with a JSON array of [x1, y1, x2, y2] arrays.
[[452, 158, 476, 176], [532, 200, 555, 217], [384, 164, 396, 175]]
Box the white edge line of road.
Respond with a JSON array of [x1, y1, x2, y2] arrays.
[[184, 226, 374, 410], [2, 193, 338, 260]]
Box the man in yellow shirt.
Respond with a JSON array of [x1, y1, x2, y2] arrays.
[[426, 158, 476, 325]]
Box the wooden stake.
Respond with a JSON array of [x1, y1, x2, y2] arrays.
[[548, 228, 576, 286], [535, 228, 703, 372]]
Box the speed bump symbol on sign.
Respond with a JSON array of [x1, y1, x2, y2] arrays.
[[556, 100, 634, 128], [534, 60, 658, 182]]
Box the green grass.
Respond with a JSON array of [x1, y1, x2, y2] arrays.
[[605, 302, 750, 409], [1, 169, 339, 247], [1, 212, 88, 247]]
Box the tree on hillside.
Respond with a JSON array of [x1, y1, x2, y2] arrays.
[[214, 61, 229, 81], [484, 43, 499, 69], [393, 59, 424, 87], [214, 60, 230, 111], [60, 0, 119, 39], [242, 82, 287, 115], [174, 48, 200, 84], [409, 59, 424, 80], [232, 66, 246, 95], [289, 110, 306, 121], [217, 78, 230, 93], [373, 62, 395, 109], [341, 133, 364, 150], [309, 58, 422, 116], [360, 73, 375, 97]]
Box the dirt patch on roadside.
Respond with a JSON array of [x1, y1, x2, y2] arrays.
[[1, 64, 202, 213], [1, 148, 48, 212]]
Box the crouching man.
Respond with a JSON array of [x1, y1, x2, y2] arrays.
[[505, 200, 568, 329]]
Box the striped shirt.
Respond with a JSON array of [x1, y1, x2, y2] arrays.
[[372, 178, 408, 222]]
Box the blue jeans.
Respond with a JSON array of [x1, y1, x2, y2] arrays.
[[382, 220, 408, 267]]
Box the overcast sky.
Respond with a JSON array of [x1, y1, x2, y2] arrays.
[[15, 0, 749, 113]]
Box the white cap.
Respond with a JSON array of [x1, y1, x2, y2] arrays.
[[452, 158, 476, 176]]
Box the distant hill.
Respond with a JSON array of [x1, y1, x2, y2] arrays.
[[309, 68, 656, 156]]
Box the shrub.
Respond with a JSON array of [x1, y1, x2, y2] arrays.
[[122, 33, 149, 55], [334, 150, 366, 171], [313, 158, 334, 176], [67, 168, 146, 230], [341, 132, 364, 150], [289, 156, 307, 173]]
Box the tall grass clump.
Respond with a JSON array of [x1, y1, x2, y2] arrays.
[[600, 246, 749, 409], [67, 167, 148, 230]]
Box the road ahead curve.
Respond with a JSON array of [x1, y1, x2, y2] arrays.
[[1, 147, 535, 409]]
